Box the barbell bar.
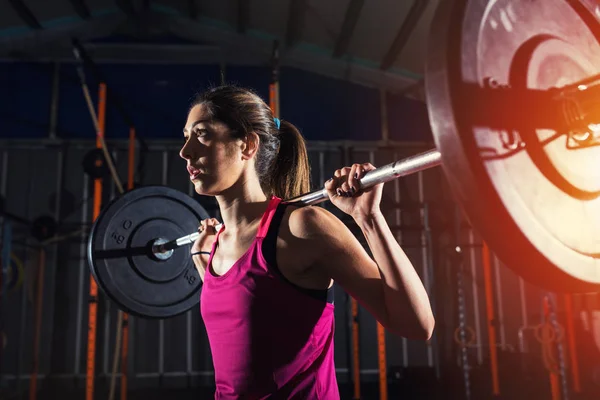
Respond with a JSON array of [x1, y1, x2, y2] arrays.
[[150, 149, 443, 255]]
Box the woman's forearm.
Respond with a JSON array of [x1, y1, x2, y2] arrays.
[[191, 254, 208, 281]]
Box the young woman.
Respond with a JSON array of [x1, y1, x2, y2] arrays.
[[180, 85, 434, 399]]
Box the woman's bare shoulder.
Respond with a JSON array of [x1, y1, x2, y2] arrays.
[[284, 205, 345, 239]]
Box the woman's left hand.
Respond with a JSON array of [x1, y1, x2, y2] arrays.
[[324, 163, 383, 221]]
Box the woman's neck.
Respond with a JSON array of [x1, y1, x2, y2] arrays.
[[215, 183, 270, 237]]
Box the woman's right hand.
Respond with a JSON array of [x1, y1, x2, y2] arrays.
[[191, 218, 221, 256]]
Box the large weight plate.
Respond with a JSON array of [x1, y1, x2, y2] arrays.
[[426, 0, 600, 292], [88, 186, 209, 318]]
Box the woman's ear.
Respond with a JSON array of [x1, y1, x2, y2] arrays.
[[241, 131, 260, 160]]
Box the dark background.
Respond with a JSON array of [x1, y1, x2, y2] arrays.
[[1, 1, 599, 399]]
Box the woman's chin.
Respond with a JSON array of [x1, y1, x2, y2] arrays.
[[192, 180, 218, 196]]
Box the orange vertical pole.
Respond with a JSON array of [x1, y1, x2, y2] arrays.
[[269, 84, 278, 117], [86, 83, 106, 400], [564, 294, 580, 393], [269, 40, 280, 118], [351, 299, 361, 399], [482, 242, 500, 396], [29, 248, 46, 400], [377, 323, 388, 400]]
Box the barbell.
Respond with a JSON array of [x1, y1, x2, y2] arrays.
[[88, 0, 600, 318]]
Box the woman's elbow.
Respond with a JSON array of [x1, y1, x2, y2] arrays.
[[389, 314, 435, 341], [419, 305, 436, 340], [411, 317, 435, 341], [422, 315, 435, 340]]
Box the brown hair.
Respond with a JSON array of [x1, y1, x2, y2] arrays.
[[191, 85, 310, 199]]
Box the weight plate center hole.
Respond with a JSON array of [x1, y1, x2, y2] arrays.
[[129, 219, 188, 282], [151, 238, 174, 261]]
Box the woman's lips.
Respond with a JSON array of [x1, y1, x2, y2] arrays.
[[188, 166, 202, 179]]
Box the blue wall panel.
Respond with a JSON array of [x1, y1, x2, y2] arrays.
[[56, 63, 221, 140], [387, 92, 433, 143], [224, 65, 272, 101], [0, 61, 431, 143], [279, 68, 382, 141], [56, 64, 100, 138], [0, 62, 53, 138]]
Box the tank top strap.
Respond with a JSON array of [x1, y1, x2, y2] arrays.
[[256, 196, 282, 239]]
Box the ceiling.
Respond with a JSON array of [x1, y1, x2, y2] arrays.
[[0, 0, 442, 101]]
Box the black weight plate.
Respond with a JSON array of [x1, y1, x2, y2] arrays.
[[88, 186, 209, 318], [426, 0, 600, 292], [82, 148, 110, 179]]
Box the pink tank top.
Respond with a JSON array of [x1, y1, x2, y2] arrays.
[[200, 196, 339, 399]]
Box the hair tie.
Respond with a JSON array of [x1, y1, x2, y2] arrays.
[[273, 117, 281, 129]]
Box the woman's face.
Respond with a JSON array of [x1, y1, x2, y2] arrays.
[[180, 104, 248, 196]]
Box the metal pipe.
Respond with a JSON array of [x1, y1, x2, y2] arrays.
[[152, 148, 442, 254]]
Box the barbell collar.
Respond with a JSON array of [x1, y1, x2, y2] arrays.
[[152, 233, 202, 255], [557, 80, 600, 132]]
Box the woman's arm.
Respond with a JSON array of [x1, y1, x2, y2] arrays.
[[190, 217, 221, 281], [354, 210, 434, 339], [289, 163, 434, 339]]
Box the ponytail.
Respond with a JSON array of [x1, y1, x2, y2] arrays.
[[269, 120, 311, 199]]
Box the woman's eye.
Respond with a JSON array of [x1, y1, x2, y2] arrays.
[[195, 129, 208, 138]]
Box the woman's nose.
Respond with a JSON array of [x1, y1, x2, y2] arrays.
[[179, 141, 193, 160]]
